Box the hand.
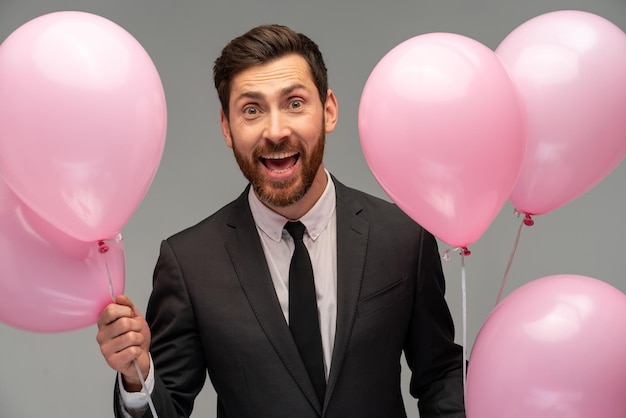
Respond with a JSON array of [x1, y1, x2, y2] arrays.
[[96, 295, 151, 392]]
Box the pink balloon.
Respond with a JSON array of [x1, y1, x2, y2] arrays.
[[497, 10, 626, 215], [359, 33, 525, 247], [0, 11, 166, 241], [466, 274, 626, 418], [0, 178, 125, 333]]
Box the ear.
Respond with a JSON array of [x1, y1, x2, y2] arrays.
[[324, 89, 339, 133], [220, 108, 233, 148]]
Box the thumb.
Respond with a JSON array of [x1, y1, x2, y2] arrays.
[[114, 295, 142, 317]]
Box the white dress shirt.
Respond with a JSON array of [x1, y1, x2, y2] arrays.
[[249, 170, 337, 377], [120, 170, 338, 415]]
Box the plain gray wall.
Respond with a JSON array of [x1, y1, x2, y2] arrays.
[[1, 0, 625, 417]]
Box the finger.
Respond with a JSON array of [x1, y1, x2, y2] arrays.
[[114, 294, 133, 307], [130, 303, 143, 318], [114, 295, 144, 319], [99, 316, 145, 344], [104, 343, 144, 373], [97, 302, 134, 327], [100, 327, 146, 359], [118, 317, 147, 339]]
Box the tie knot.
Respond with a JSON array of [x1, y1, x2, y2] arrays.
[[285, 221, 306, 241]]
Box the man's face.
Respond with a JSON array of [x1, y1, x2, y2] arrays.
[[220, 54, 337, 209]]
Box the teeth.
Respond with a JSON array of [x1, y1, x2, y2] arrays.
[[262, 151, 297, 160]]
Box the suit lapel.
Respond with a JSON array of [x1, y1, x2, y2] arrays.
[[324, 180, 369, 412], [224, 188, 323, 414]]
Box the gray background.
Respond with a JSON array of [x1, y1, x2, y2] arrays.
[[1, 0, 625, 417]]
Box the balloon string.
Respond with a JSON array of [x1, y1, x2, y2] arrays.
[[442, 246, 470, 400], [461, 252, 468, 402], [495, 211, 533, 306], [98, 238, 159, 418]]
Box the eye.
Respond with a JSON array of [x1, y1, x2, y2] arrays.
[[289, 99, 304, 110], [243, 106, 259, 117]]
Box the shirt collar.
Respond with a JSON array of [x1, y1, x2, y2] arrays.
[[249, 169, 336, 242]]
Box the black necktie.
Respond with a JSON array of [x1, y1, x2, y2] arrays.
[[285, 221, 326, 404]]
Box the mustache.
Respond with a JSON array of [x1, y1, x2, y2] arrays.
[[253, 141, 303, 158]]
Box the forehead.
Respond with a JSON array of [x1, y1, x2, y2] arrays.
[[230, 54, 316, 99]]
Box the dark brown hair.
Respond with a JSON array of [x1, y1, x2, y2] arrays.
[[213, 24, 328, 119]]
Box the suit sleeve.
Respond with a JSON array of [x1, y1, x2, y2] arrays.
[[114, 240, 208, 418], [404, 229, 466, 417]]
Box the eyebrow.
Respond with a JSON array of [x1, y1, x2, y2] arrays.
[[233, 83, 309, 104]]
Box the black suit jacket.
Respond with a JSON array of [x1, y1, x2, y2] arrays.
[[115, 177, 465, 417]]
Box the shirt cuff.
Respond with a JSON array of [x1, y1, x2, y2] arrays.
[[118, 355, 155, 413]]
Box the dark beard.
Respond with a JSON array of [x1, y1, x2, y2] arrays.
[[232, 131, 325, 208]]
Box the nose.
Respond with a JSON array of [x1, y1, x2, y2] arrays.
[[263, 110, 291, 143]]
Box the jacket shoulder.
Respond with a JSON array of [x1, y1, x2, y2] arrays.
[[335, 180, 418, 227]]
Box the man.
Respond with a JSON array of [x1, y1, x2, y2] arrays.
[[97, 24, 465, 417]]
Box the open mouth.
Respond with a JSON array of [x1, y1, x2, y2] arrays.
[[260, 151, 300, 173]]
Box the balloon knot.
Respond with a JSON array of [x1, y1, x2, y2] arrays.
[[442, 246, 471, 260], [523, 214, 534, 226], [98, 240, 109, 253]]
